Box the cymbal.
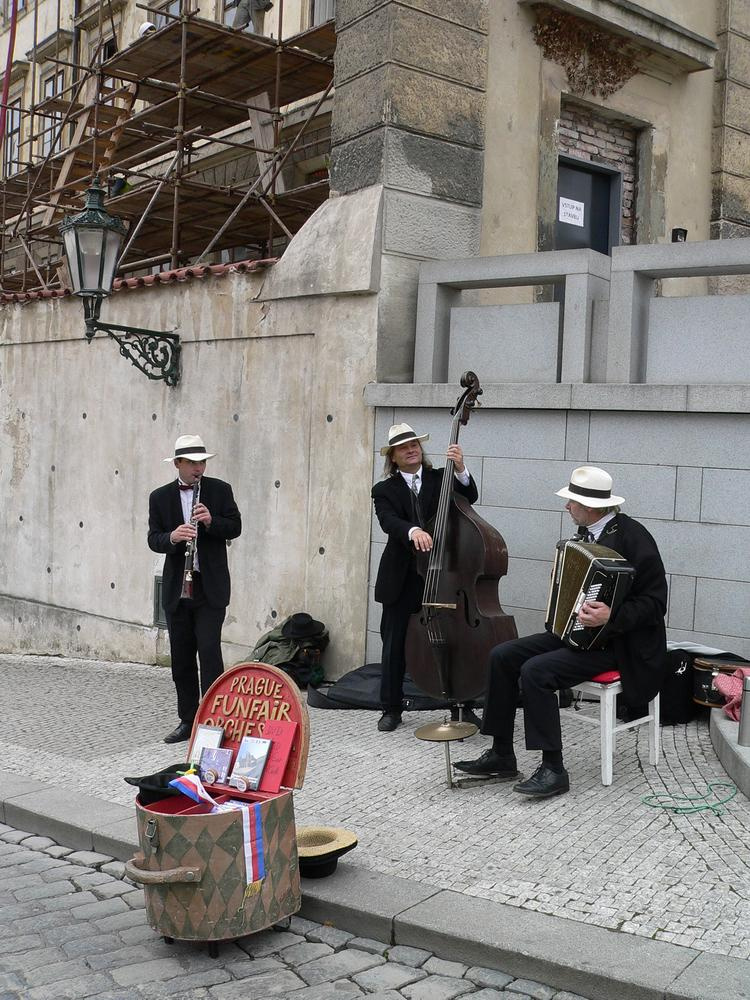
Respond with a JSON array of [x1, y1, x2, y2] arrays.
[[414, 720, 478, 742]]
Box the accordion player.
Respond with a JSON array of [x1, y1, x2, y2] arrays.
[[545, 540, 635, 651]]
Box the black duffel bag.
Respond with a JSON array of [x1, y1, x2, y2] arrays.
[[660, 649, 698, 725]]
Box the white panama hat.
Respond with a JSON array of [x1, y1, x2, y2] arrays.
[[163, 434, 216, 463], [380, 423, 429, 457], [555, 466, 624, 508]]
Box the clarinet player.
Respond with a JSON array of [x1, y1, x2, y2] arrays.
[[149, 435, 242, 743]]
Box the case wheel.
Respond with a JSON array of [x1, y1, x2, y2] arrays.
[[208, 942, 220, 959]]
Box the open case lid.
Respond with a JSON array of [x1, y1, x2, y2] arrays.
[[189, 661, 310, 791]]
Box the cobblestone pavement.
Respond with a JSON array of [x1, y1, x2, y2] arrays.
[[1, 655, 749, 962], [0, 824, 594, 1000]]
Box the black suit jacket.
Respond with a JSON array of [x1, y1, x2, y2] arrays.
[[597, 512, 667, 704], [148, 476, 242, 613], [372, 467, 478, 605]]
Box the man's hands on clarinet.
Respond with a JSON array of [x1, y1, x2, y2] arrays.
[[170, 523, 196, 544], [192, 502, 212, 527], [169, 502, 212, 544]]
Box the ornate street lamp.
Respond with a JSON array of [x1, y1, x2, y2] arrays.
[[59, 178, 181, 386]]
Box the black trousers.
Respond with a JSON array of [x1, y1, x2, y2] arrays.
[[481, 632, 614, 751], [165, 574, 226, 724], [379, 569, 423, 711]]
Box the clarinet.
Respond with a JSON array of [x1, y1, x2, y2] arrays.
[[180, 479, 201, 599]]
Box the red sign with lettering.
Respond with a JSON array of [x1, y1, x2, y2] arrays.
[[190, 662, 308, 793]]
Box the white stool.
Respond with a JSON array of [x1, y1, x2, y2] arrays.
[[566, 670, 660, 785]]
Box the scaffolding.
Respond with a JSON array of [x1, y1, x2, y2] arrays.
[[0, 0, 335, 291]]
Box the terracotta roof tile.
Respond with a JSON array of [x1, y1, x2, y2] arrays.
[[0, 257, 276, 305]]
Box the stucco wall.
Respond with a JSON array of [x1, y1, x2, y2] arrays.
[[0, 186, 382, 677]]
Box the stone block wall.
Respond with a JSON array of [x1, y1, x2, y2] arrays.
[[331, 0, 490, 382], [713, 0, 750, 291], [365, 404, 750, 663], [366, 238, 750, 665]]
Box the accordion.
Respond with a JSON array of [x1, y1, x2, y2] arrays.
[[545, 540, 635, 650]]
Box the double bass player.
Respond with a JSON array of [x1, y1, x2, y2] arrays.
[[372, 423, 481, 732]]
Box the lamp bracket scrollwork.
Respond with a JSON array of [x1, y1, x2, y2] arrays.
[[92, 322, 182, 387]]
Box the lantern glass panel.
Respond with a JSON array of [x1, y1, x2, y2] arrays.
[[63, 229, 82, 293], [101, 227, 123, 293], [79, 229, 107, 292]]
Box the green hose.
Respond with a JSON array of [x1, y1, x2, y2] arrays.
[[641, 781, 737, 815]]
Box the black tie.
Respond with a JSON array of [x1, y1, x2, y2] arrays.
[[410, 475, 424, 528], [578, 526, 594, 543]]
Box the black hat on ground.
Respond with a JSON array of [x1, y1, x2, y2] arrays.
[[296, 826, 358, 878], [281, 613, 325, 639], [124, 763, 189, 805]]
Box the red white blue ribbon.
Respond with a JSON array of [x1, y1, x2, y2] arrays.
[[241, 802, 265, 885], [168, 774, 217, 805], [212, 800, 265, 887]]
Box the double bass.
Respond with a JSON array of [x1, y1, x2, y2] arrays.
[[405, 372, 517, 706]]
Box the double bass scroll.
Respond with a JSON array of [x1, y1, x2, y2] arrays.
[[405, 372, 517, 704]]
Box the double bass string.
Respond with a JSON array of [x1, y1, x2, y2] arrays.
[[422, 409, 462, 646]]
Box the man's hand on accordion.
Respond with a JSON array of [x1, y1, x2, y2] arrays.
[[578, 600, 611, 628]]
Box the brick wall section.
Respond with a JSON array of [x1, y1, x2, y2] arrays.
[[557, 100, 638, 245]]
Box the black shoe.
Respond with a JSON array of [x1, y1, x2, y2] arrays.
[[450, 706, 482, 728], [377, 711, 402, 732], [514, 764, 569, 798], [453, 749, 518, 777], [163, 722, 192, 744]]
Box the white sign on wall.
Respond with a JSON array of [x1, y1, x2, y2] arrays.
[[559, 197, 585, 227]]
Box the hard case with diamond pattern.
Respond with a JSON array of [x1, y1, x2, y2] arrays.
[[128, 662, 310, 942]]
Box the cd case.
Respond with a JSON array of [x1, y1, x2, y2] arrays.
[[189, 723, 223, 766], [199, 747, 233, 784], [230, 735, 272, 791]]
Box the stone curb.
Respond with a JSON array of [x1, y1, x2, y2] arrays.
[[0, 768, 745, 1000], [710, 708, 750, 800]]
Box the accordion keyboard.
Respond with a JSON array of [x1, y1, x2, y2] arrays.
[[546, 540, 635, 650]]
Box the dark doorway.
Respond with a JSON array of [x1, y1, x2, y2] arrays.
[[555, 159, 621, 255]]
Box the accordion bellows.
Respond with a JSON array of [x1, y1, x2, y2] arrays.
[[545, 541, 635, 650]]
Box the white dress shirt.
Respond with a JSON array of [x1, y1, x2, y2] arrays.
[[586, 510, 616, 542], [402, 464, 471, 539]]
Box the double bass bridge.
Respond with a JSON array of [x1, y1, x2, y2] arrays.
[[422, 602, 457, 610]]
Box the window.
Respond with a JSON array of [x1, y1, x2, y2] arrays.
[[1, 0, 26, 21], [153, 0, 184, 28], [3, 99, 22, 177], [90, 35, 119, 93], [310, 0, 334, 25], [40, 70, 65, 157], [222, 0, 238, 27], [89, 34, 118, 64]]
